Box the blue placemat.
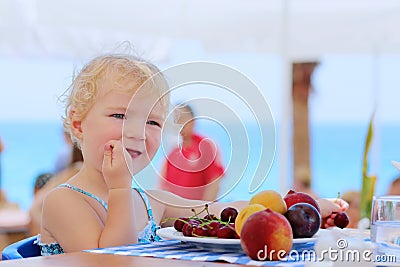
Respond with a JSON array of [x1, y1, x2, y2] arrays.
[[85, 239, 316, 266]]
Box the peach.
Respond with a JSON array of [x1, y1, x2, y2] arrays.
[[235, 204, 265, 236], [240, 208, 293, 261], [249, 190, 287, 214]]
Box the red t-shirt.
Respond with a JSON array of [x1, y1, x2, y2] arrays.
[[163, 134, 225, 199]]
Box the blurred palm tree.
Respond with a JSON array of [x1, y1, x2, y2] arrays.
[[292, 62, 319, 194], [360, 113, 376, 223]]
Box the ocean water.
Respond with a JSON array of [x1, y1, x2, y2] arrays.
[[0, 120, 399, 210]]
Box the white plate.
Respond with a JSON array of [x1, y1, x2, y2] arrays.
[[156, 227, 240, 245], [156, 227, 326, 250], [293, 229, 327, 243]]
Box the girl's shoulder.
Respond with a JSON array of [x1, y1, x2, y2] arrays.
[[43, 185, 87, 211]]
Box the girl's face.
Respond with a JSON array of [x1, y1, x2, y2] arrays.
[[76, 74, 165, 175]]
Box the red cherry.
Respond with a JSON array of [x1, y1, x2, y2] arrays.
[[193, 226, 210, 237], [220, 207, 238, 223], [174, 217, 189, 232], [209, 221, 222, 237], [217, 226, 235, 239], [182, 223, 193, 236], [334, 212, 349, 229]]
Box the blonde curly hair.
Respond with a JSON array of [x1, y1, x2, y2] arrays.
[[62, 54, 169, 145]]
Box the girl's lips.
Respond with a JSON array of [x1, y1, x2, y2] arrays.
[[126, 148, 142, 159]]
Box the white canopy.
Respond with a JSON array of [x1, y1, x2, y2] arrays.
[[1, 0, 400, 61]]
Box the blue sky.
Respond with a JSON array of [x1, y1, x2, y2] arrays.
[[1, 41, 400, 125]]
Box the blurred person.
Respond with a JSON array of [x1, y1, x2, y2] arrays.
[[33, 173, 54, 195], [54, 131, 74, 173], [0, 136, 4, 154], [159, 104, 225, 201], [387, 174, 400, 195], [341, 190, 360, 228], [293, 166, 318, 199], [0, 136, 7, 204]]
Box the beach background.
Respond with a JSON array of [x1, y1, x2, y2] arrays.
[[1, 46, 400, 211], [1, 120, 400, 211]]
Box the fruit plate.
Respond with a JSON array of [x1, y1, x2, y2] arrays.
[[156, 227, 242, 251], [156, 227, 327, 251], [292, 228, 328, 243]]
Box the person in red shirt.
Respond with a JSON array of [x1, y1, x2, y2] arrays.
[[159, 104, 225, 201]]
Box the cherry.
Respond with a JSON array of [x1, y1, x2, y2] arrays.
[[208, 221, 222, 237], [182, 223, 193, 236], [193, 226, 210, 237], [203, 214, 218, 221], [217, 226, 236, 239], [220, 207, 238, 223], [334, 212, 349, 229], [228, 223, 239, 239], [182, 219, 200, 236], [174, 217, 189, 232], [172, 205, 241, 239]]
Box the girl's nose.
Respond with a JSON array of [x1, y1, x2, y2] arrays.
[[123, 120, 146, 140]]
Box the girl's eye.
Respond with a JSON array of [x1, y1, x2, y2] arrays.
[[112, 114, 126, 119], [147, 120, 161, 127]]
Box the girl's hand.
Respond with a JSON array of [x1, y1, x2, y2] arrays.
[[102, 140, 133, 190], [317, 198, 349, 229]]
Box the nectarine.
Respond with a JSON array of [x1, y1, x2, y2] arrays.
[[240, 208, 293, 261]]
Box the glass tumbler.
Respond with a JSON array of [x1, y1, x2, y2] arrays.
[[370, 195, 400, 244]]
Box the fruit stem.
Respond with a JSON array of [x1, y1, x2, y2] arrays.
[[191, 205, 208, 218], [160, 217, 180, 224], [204, 204, 210, 216]]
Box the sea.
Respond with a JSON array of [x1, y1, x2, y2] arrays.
[[1, 120, 399, 211]]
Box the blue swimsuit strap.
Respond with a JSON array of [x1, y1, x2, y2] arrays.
[[133, 187, 155, 221], [59, 183, 108, 211], [58, 184, 154, 222]]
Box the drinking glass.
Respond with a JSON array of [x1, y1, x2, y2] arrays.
[[370, 195, 400, 244]]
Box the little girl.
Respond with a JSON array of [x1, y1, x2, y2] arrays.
[[38, 54, 346, 255]]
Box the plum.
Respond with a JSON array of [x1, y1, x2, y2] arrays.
[[284, 203, 321, 238]]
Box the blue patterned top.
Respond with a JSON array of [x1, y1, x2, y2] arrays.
[[37, 184, 160, 256]]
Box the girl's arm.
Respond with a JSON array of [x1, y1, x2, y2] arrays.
[[147, 189, 248, 227], [42, 141, 137, 252], [99, 141, 137, 247]]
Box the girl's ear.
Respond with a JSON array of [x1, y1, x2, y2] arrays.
[[70, 110, 83, 140]]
